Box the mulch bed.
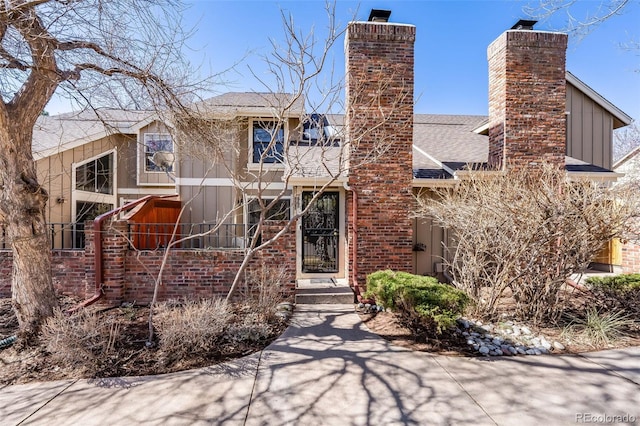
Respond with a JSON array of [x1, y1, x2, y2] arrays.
[[0, 297, 286, 386]]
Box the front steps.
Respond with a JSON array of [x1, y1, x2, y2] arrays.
[[295, 278, 355, 304]]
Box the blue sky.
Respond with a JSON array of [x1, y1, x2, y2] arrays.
[[48, 0, 640, 121]]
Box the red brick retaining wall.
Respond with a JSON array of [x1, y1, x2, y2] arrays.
[[0, 220, 296, 304]]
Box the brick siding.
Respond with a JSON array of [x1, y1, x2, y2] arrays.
[[622, 241, 640, 274], [0, 220, 296, 304], [488, 30, 568, 170], [345, 21, 416, 290]]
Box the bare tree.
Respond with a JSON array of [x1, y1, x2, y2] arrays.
[[0, 0, 195, 337], [614, 121, 640, 163], [137, 2, 411, 320], [524, 0, 633, 39], [417, 164, 640, 324]]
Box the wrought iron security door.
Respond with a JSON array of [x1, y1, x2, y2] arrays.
[[302, 192, 339, 273]]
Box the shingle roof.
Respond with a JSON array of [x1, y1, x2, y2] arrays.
[[196, 92, 305, 117], [413, 114, 489, 164], [35, 102, 617, 181], [33, 109, 154, 158]]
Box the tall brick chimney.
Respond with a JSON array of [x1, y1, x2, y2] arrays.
[[487, 21, 568, 170], [345, 11, 415, 289]]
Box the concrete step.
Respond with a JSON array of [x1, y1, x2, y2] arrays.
[[295, 279, 355, 304]]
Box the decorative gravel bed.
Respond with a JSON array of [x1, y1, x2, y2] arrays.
[[359, 302, 566, 356], [456, 318, 566, 356]]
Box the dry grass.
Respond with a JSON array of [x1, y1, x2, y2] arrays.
[[153, 298, 233, 363], [563, 308, 636, 349], [240, 264, 290, 322], [226, 308, 278, 346], [40, 308, 122, 375]]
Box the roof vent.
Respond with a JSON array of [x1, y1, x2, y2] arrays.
[[368, 9, 391, 22], [511, 19, 537, 30]]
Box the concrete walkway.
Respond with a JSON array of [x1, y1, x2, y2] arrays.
[[2, 304, 639, 425]]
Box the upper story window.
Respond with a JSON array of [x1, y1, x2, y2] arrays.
[[75, 152, 114, 195], [144, 133, 174, 172], [296, 114, 340, 146], [252, 120, 284, 164]]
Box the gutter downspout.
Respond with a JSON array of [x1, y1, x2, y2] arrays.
[[343, 181, 361, 301], [69, 194, 177, 313]]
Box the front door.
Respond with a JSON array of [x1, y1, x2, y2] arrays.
[[302, 192, 339, 273]]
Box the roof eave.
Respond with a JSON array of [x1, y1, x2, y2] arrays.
[[287, 176, 347, 187], [566, 71, 633, 128], [566, 171, 623, 182], [412, 178, 457, 188]]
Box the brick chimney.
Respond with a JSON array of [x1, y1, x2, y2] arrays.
[[487, 21, 568, 170], [345, 11, 415, 288]]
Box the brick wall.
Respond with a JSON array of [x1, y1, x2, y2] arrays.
[[622, 241, 640, 273], [0, 250, 91, 299], [0, 220, 296, 304], [345, 20, 415, 290], [488, 30, 568, 170]]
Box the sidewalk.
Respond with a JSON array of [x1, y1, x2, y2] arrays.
[[2, 304, 639, 425]]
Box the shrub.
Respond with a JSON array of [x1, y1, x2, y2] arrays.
[[364, 270, 470, 334], [225, 310, 275, 346], [586, 274, 640, 315], [240, 264, 290, 322], [417, 164, 640, 323], [587, 274, 640, 291], [153, 298, 233, 363], [40, 308, 121, 375], [564, 308, 635, 348]]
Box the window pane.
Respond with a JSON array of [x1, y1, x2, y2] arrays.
[[96, 153, 113, 194], [75, 161, 95, 192], [144, 133, 174, 172], [247, 198, 291, 242], [75, 152, 113, 194], [252, 122, 284, 163]]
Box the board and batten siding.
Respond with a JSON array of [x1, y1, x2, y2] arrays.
[[137, 121, 176, 186], [566, 82, 614, 170], [37, 134, 135, 224], [177, 116, 296, 225], [413, 216, 446, 276], [177, 118, 242, 224]]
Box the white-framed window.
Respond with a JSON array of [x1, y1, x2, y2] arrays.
[[144, 133, 174, 172], [75, 151, 114, 195], [250, 120, 285, 165], [71, 149, 118, 247], [246, 197, 291, 243]]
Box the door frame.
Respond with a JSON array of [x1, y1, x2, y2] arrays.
[[296, 187, 346, 280]]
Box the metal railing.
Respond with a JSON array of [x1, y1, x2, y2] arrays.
[[0, 223, 86, 250], [0, 226, 6, 250], [128, 223, 246, 250], [0, 223, 246, 251], [50, 223, 87, 250]]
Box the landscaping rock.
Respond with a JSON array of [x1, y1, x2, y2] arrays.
[[540, 338, 552, 351], [457, 317, 568, 358]]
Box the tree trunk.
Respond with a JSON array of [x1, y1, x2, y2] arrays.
[[0, 119, 58, 338]]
